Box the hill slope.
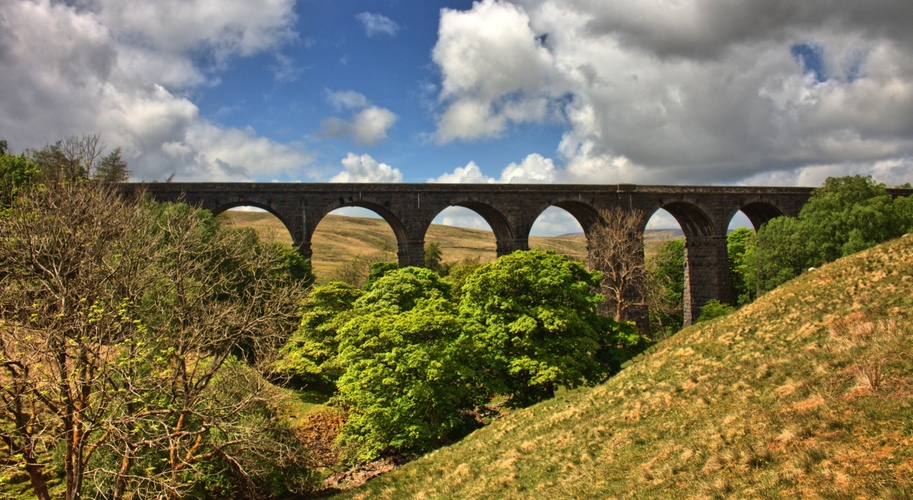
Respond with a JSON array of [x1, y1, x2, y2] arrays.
[[217, 212, 589, 281], [217, 211, 679, 282], [346, 235, 913, 498]]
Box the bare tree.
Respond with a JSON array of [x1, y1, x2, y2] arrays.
[[586, 206, 649, 329], [0, 183, 311, 499], [26, 134, 131, 183], [62, 134, 104, 179]]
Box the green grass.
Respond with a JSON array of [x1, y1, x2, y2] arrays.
[[340, 234, 913, 498]]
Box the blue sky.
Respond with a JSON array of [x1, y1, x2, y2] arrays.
[[2, 0, 912, 233], [191, 0, 563, 183]]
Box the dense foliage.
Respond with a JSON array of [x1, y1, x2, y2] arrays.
[[277, 251, 648, 463], [334, 269, 488, 462], [748, 176, 913, 293], [274, 281, 364, 390], [461, 250, 646, 407], [646, 239, 685, 335]]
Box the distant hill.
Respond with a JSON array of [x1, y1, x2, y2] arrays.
[[343, 234, 913, 498], [219, 212, 591, 282], [218, 210, 686, 282]]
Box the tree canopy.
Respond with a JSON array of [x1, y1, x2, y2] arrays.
[[460, 250, 646, 407], [748, 175, 913, 293]]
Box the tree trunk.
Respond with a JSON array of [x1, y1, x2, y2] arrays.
[[24, 447, 51, 500]]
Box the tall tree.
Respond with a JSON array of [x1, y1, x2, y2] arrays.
[[0, 142, 40, 209], [460, 250, 645, 407], [274, 281, 365, 390], [645, 239, 685, 336], [92, 146, 130, 183], [748, 175, 913, 294], [587, 206, 649, 325], [726, 227, 756, 305], [425, 241, 444, 275], [333, 268, 485, 462]]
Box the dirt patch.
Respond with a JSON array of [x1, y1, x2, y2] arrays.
[[320, 456, 403, 493]]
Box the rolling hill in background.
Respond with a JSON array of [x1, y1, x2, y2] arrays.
[[218, 211, 680, 282], [340, 234, 913, 498]]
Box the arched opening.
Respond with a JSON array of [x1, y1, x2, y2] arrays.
[[643, 208, 687, 337], [654, 202, 724, 327], [529, 206, 589, 263], [726, 208, 766, 306], [310, 207, 398, 286], [427, 206, 498, 274], [726, 202, 783, 306], [215, 206, 294, 246], [739, 201, 784, 231], [728, 210, 752, 233]]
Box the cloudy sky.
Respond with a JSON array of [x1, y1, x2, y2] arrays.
[[2, 0, 912, 232]]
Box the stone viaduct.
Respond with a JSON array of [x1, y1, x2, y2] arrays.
[[121, 182, 836, 327]]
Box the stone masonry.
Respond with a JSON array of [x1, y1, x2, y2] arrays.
[[123, 183, 912, 327]]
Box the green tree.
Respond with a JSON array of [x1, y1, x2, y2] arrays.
[[28, 134, 103, 182], [354, 266, 451, 314], [0, 142, 41, 209], [92, 146, 131, 183], [727, 227, 756, 305], [365, 261, 398, 289], [747, 175, 912, 294], [695, 299, 736, 323], [747, 216, 810, 293], [799, 176, 900, 261], [460, 250, 646, 407], [645, 239, 685, 336], [331, 267, 486, 462], [442, 256, 483, 301], [334, 297, 485, 462], [425, 241, 444, 275], [267, 241, 315, 284], [274, 281, 364, 390]]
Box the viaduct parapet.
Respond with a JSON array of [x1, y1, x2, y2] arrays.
[[123, 182, 907, 327]]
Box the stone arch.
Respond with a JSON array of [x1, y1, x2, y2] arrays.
[[548, 200, 601, 238], [733, 201, 784, 231], [211, 201, 297, 246], [307, 201, 412, 267], [656, 201, 715, 238], [427, 200, 517, 257]]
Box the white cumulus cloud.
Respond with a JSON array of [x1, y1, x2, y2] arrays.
[[330, 153, 403, 183], [432, 0, 913, 185], [430, 154, 557, 184], [432, 0, 559, 142], [0, 0, 311, 181], [320, 91, 398, 146]]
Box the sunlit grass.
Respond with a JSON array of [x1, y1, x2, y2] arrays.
[[342, 234, 913, 498], [217, 212, 590, 282]]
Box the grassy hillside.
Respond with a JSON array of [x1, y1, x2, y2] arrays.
[[217, 210, 678, 282], [344, 234, 913, 498], [217, 211, 589, 281]]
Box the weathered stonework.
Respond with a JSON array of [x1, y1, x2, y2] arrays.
[[123, 182, 912, 329]]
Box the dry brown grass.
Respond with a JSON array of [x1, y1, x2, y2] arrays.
[[342, 234, 913, 498], [217, 211, 590, 282]]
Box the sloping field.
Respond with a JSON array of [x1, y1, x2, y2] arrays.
[[345, 234, 913, 498], [217, 211, 589, 281]]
